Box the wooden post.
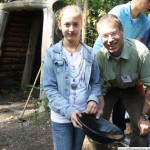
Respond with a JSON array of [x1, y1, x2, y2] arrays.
[[40, 7, 55, 100], [0, 10, 9, 57], [21, 15, 41, 89]]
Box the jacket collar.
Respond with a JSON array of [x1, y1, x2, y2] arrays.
[[53, 40, 93, 63]]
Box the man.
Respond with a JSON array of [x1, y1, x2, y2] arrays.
[[142, 16, 150, 49], [96, 14, 150, 147], [93, 0, 150, 52], [141, 15, 150, 147], [93, 0, 150, 132]]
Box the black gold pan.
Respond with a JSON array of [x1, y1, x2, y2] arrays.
[[77, 113, 125, 144]]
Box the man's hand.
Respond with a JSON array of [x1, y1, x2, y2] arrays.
[[95, 96, 104, 119], [138, 116, 150, 135], [85, 101, 99, 114]]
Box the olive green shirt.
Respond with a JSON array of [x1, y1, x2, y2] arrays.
[[96, 39, 150, 95]]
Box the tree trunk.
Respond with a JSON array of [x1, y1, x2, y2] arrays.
[[76, 0, 82, 8], [82, 0, 89, 43]]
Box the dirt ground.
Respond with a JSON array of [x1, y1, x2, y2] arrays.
[[0, 88, 132, 150], [0, 89, 94, 150]]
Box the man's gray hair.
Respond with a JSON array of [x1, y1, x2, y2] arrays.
[[97, 14, 123, 33]]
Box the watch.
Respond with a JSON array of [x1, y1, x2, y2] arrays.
[[141, 114, 149, 120]]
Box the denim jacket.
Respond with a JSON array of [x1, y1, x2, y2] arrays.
[[43, 40, 101, 119]]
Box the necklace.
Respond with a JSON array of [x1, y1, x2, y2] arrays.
[[63, 41, 80, 56], [70, 60, 85, 91]]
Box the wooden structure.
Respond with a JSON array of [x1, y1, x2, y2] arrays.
[[0, 0, 57, 89]]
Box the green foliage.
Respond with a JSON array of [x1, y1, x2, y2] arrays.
[[28, 97, 50, 124], [61, 0, 129, 46]]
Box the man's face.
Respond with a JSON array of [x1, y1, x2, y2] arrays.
[[136, 0, 150, 12], [99, 20, 124, 57]]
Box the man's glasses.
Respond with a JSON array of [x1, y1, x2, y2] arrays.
[[101, 30, 120, 40]]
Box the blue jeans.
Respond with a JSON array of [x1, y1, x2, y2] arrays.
[[51, 121, 85, 150], [148, 132, 150, 147]]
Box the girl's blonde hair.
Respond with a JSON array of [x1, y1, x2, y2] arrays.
[[55, 5, 83, 22]]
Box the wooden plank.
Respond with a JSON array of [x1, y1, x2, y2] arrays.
[[0, 64, 24, 71], [5, 32, 29, 37], [9, 16, 32, 23], [0, 1, 57, 11], [2, 47, 27, 52], [3, 41, 28, 47], [6, 26, 30, 32], [0, 58, 25, 64], [8, 22, 31, 27], [0, 71, 22, 78], [3, 37, 29, 43], [2, 52, 26, 58]]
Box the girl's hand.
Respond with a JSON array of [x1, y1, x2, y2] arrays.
[[71, 110, 83, 129]]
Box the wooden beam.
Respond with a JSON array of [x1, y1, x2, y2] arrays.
[[0, 0, 57, 11], [0, 10, 8, 57], [0, 64, 24, 71], [40, 7, 55, 99], [2, 52, 26, 58], [0, 71, 20, 78], [21, 14, 42, 89], [0, 58, 25, 64], [2, 47, 27, 52]]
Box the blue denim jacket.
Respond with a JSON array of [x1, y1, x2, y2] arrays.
[[43, 40, 101, 119]]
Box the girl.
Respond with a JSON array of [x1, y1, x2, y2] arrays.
[[43, 5, 102, 150]]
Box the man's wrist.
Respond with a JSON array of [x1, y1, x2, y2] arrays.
[[141, 114, 149, 120]]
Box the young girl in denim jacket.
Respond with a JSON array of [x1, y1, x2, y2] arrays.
[[43, 5, 102, 150]]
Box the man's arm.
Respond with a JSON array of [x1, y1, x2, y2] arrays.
[[142, 87, 150, 115], [138, 87, 150, 135]]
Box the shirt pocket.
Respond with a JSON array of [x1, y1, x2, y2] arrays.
[[54, 60, 64, 73]]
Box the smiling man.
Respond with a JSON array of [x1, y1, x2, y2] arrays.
[[93, 0, 150, 52], [96, 14, 150, 147], [93, 0, 150, 135]]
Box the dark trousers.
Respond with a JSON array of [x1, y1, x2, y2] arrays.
[[92, 87, 147, 149], [112, 99, 126, 131]]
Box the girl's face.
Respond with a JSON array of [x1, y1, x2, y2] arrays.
[[58, 11, 82, 42]]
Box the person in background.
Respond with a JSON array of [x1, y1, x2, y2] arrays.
[[142, 16, 150, 49], [141, 15, 150, 147], [43, 5, 102, 150], [96, 14, 150, 147], [93, 0, 150, 133]]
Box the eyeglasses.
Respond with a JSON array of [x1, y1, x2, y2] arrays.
[[101, 30, 120, 40]]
